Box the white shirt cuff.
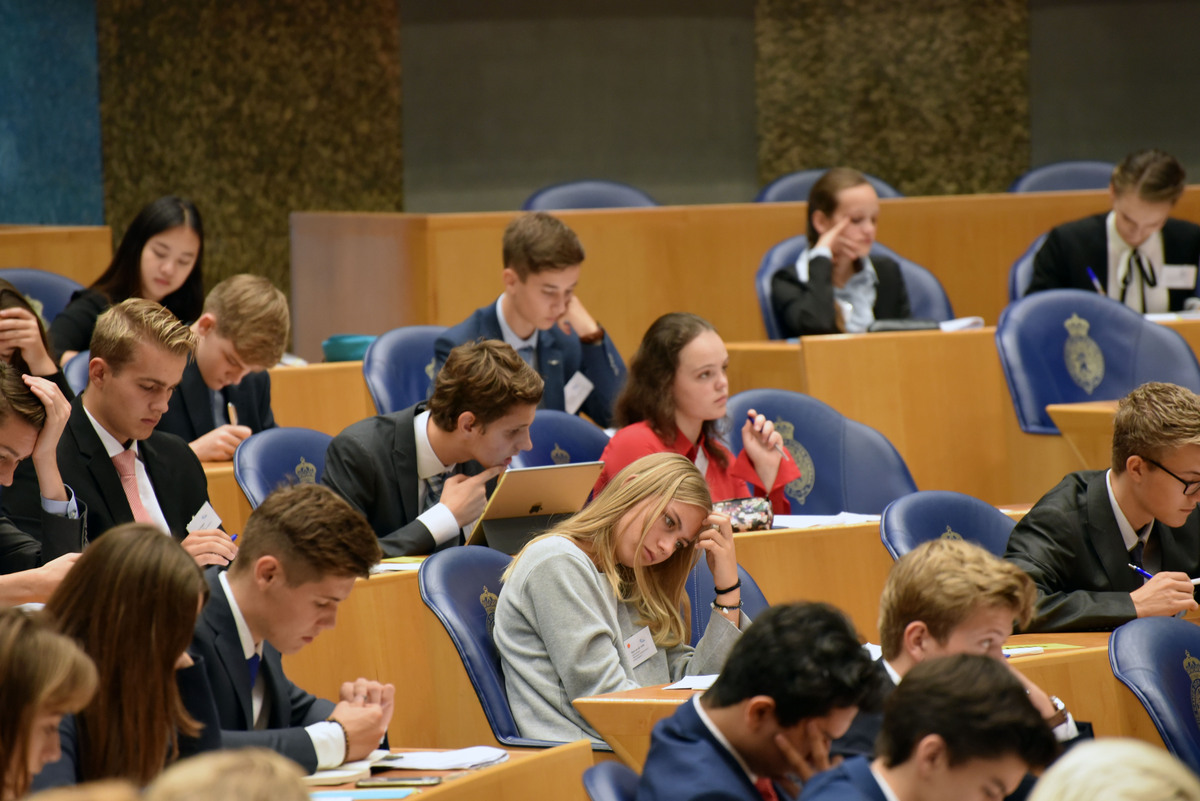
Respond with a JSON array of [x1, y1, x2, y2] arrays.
[[307, 720, 347, 769], [809, 245, 833, 259], [418, 503, 461, 546], [41, 486, 78, 519], [1054, 712, 1079, 742]]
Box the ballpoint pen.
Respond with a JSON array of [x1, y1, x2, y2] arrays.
[[1085, 266, 1104, 295], [1127, 562, 1153, 580]]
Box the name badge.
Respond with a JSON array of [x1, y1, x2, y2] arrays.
[[624, 625, 657, 668], [187, 501, 223, 533], [563, 371, 595, 416], [1162, 265, 1198, 290]]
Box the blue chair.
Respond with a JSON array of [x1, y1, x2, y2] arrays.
[[686, 558, 769, 647], [583, 761, 639, 801], [63, 350, 90, 395], [1109, 616, 1200, 772], [522, 180, 658, 211], [1009, 160, 1115, 193], [362, 325, 447, 415], [1008, 233, 1048, 301], [995, 289, 1200, 434], [232, 427, 332, 509], [753, 235, 953, 340], [879, 490, 1016, 560], [514, 409, 611, 469], [727, 389, 917, 515], [0, 268, 84, 323], [418, 546, 570, 749], [755, 169, 904, 203]]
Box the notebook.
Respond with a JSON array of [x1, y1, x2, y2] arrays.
[[467, 462, 603, 554]]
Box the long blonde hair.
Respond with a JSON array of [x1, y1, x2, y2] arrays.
[[505, 452, 712, 647]]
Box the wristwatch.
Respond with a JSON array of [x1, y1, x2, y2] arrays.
[[1044, 695, 1069, 728]]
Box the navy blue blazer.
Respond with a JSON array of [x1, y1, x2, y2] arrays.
[[434, 304, 626, 428], [156, 357, 275, 442], [637, 697, 793, 801], [191, 568, 335, 773], [798, 757, 885, 801]]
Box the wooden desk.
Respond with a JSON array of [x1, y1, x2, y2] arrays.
[[1045, 401, 1119, 470], [267, 361, 376, 436], [202, 462, 252, 534], [573, 632, 1162, 769], [290, 189, 1200, 362], [339, 742, 591, 801], [0, 225, 110, 285]]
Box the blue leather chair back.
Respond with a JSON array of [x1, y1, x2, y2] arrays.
[[880, 490, 1016, 560], [995, 289, 1200, 434], [1009, 160, 1115, 193], [418, 546, 565, 748], [686, 558, 769, 647], [362, 325, 447, 415], [583, 761, 639, 801], [513, 409, 611, 469], [1110, 616, 1200, 772], [755, 169, 904, 203], [1008, 233, 1048, 301], [728, 389, 917, 515], [63, 350, 90, 395], [232, 427, 332, 509], [754, 236, 952, 340], [0, 268, 84, 324], [522, 180, 658, 211]]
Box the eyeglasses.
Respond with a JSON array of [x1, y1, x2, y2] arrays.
[[1143, 457, 1200, 496]]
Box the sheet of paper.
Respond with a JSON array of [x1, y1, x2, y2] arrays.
[[374, 746, 508, 771], [186, 501, 223, 533], [938, 316, 985, 332], [773, 513, 881, 529], [370, 562, 423, 573], [563, 371, 595, 416], [1002, 646, 1044, 657], [665, 674, 718, 691], [304, 750, 389, 786], [310, 791, 415, 800]]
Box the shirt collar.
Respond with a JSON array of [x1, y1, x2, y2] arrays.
[[869, 762, 903, 801], [219, 570, 261, 660], [495, 295, 539, 353], [1106, 468, 1150, 551], [414, 410, 453, 481], [794, 246, 877, 285], [82, 403, 139, 459], [692, 695, 760, 785], [881, 658, 903, 686]]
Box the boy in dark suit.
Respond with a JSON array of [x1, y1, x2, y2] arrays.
[[434, 212, 626, 427], [800, 656, 1056, 801], [192, 483, 390, 774], [157, 274, 289, 461], [323, 340, 543, 557], [637, 603, 886, 801], [6, 299, 236, 567], [1005, 382, 1200, 631]]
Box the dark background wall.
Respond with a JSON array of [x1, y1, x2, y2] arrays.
[[95, 0, 404, 293], [1029, 0, 1200, 178], [0, 0, 104, 225]]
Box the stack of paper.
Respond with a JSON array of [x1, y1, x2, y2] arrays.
[[304, 750, 390, 786], [374, 746, 508, 771]]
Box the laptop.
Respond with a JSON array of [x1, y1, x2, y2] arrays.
[[467, 461, 603, 554]]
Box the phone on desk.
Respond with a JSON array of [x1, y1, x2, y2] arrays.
[[357, 777, 442, 788]]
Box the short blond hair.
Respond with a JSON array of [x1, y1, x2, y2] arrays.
[[1112, 382, 1200, 473], [203, 274, 289, 367], [879, 539, 1034, 660], [1028, 738, 1200, 801], [143, 748, 306, 801], [90, 299, 195, 373]]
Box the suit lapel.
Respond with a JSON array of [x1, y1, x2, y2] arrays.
[[203, 572, 256, 726], [395, 405, 421, 522], [178, 358, 216, 440], [140, 435, 187, 538], [1085, 472, 1138, 591], [69, 399, 132, 527], [260, 646, 291, 728]]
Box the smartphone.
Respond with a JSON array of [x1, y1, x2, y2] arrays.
[[357, 777, 442, 788]]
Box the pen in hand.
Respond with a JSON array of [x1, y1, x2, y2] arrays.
[[1127, 562, 1153, 580], [745, 410, 789, 459], [1086, 267, 1105, 295]]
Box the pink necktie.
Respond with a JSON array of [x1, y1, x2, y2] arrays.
[[112, 449, 152, 524]]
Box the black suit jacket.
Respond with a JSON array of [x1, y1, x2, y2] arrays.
[[6, 396, 212, 542], [156, 357, 275, 442], [191, 568, 335, 773], [322, 402, 491, 557], [434, 303, 627, 428], [770, 253, 911, 337], [1006, 470, 1200, 632], [1028, 214, 1200, 308]]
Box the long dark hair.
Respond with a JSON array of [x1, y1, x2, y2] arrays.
[[91, 196, 205, 323], [44, 525, 208, 785], [615, 312, 728, 468]]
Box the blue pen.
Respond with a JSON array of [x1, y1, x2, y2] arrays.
[[1127, 562, 1153, 580], [1086, 267, 1105, 294], [231, 534, 238, 542]]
